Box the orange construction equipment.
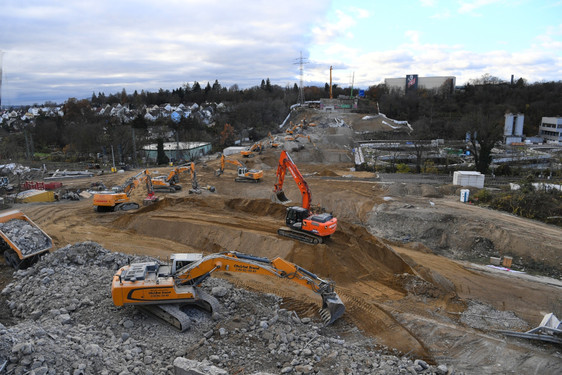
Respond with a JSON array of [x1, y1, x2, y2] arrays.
[[268, 132, 280, 148], [111, 251, 345, 330], [215, 154, 263, 183], [93, 170, 158, 212], [0, 209, 53, 269], [273, 151, 337, 244], [240, 142, 263, 158]]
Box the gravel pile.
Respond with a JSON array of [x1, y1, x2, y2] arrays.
[[1, 242, 455, 375], [0, 219, 52, 256]]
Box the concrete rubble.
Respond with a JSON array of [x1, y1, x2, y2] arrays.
[[0, 219, 52, 256], [0, 242, 456, 375]]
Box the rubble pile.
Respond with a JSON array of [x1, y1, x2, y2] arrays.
[[0, 219, 52, 255], [0, 242, 453, 375]]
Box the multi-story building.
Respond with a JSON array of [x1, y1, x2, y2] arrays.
[[538, 117, 562, 143]]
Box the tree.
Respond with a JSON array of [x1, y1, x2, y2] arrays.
[[156, 138, 169, 165], [462, 106, 504, 173], [219, 123, 235, 146]]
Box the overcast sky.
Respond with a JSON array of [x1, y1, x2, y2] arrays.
[[1, 0, 561, 106]]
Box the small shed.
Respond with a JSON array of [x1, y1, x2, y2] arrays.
[[453, 171, 485, 189]]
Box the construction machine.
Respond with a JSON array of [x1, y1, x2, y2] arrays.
[[93, 170, 158, 212], [111, 251, 345, 331], [240, 142, 263, 158], [0, 209, 53, 269], [273, 151, 337, 244], [268, 132, 280, 148], [150, 168, 183, 192], [215, 154, 263, 183]]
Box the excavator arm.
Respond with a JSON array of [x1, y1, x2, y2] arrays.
[[174, 251, 344, 325], [273, 151, 311, 209]]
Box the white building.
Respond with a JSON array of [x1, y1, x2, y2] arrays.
[[539, 117, 562, 143], [504, 113, 524, 145]]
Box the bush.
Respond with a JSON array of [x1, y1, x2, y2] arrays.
[[396, 163, 410, 173], [474, 189, 492, 203]]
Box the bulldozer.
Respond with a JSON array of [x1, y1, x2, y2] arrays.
[[111, 251, 345, 331], [215, 154, 263, 183], [273, 151, 337, 244]]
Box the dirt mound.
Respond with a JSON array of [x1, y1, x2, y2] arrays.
[[317, 169, 339, 177], [224, 198, 287, 218]]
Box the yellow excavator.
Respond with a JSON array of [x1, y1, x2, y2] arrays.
[[93, 170, 158, 212], [240, 142, 263, 158], [215, 154, 263, 183], [268, 132, 280, 148], [111, 251, 345, 331]]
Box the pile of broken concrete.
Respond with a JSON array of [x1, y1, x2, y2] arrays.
[[0, 219, 52, 256], [0, 242, 452, 375]]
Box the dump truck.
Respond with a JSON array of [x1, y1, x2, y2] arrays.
[[0, 209, 53, 269]]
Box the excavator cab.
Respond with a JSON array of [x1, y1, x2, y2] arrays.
[[285, 206, 309, 229]]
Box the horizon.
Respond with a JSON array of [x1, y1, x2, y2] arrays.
[[1, 0, 561, 106]]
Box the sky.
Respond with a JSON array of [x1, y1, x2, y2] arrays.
[[1, 0, 561, 106]]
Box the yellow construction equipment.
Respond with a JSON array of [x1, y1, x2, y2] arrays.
[[240, 142, 263, 158], [93, 170, 158, 212], [268, 132, 280, 148], [0, 209, 53, 269], [111, 251, 345, 330], [215, 154, 263, 183]]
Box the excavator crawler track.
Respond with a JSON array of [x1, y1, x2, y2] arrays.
[[137, 289, 221, 332], [278, 227, 323, 245], [235, 178, 260, 183]]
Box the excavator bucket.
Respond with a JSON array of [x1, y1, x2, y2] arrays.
[[273, 191, 291, 204], [320, 292, 345, 326]]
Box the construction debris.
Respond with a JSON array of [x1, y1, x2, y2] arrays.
[[500, 313, 562, 344], [0, 242, 448, 375], [0, 219, 52, 256]]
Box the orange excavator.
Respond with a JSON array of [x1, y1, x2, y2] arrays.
[[215, 154, 263, 183], [111, 251, 345, 331], [273, 151, 337, 244], [240, 142, 263, 158], [93, 170, 158, 212], [268, 132, 280, 148]]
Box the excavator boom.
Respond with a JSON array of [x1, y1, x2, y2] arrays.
[[273, 151, 311, 208], [111, 251, 344, 328]]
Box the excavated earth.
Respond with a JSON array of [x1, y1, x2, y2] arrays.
[[1, 110, 561, 374]]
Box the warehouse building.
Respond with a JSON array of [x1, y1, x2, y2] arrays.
[[142, 142, 212, 163]]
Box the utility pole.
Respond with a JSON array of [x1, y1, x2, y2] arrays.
[[329, 66, 333, 99]]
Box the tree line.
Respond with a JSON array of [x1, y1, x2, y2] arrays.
[[1, 75, 561, 172]]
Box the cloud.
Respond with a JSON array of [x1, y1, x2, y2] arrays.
[[458, 0, 504, 15], [0, 0, 329, 105]]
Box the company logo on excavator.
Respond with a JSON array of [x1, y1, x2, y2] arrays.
[[233, 264, 259, 272]]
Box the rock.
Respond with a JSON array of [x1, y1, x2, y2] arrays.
[[173, 357, 227, 375]]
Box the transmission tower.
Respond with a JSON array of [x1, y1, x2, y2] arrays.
[[294, 51, 308, 105]]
